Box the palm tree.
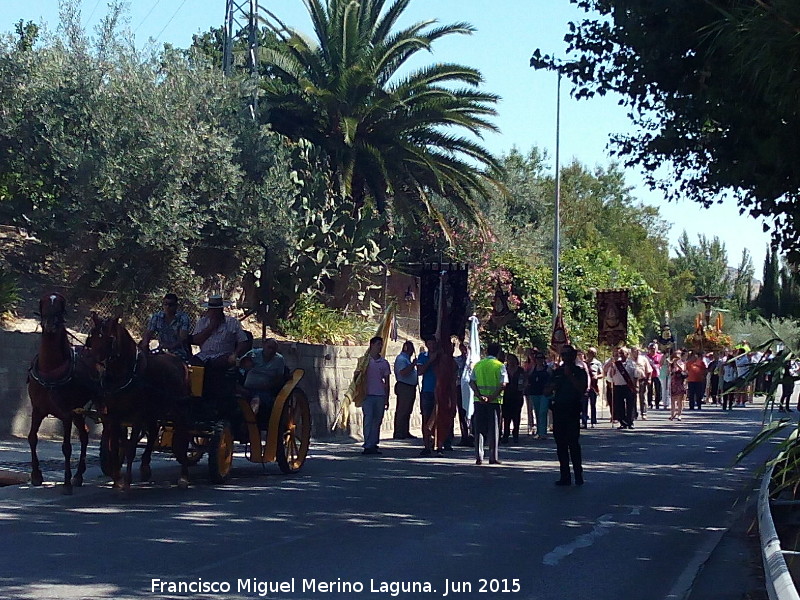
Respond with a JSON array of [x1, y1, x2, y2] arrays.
[[259, 0, 502, 238]]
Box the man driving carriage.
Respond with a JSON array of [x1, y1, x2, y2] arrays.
[[139, 293, 192, 360], [187, 295, 250, 418], [189, 295, 250, 367]]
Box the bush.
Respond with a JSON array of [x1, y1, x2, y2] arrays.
[[0, 267, 20, 317], [277, 293, 375, 345]]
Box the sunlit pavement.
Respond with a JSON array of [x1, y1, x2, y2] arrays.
[[0, 399, 778, 600]]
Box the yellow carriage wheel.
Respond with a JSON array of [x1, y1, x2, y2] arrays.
[[208, 423, 234, 484], [276, 387, 311, 474]]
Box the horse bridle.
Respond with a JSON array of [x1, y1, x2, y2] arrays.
[[96, 323, 143, 394], [36, 294, 67, 333]]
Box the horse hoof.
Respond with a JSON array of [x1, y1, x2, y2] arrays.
[[61, 484, 73, 496], [71, 475, 83, 487], [30, 472, 44, 486], [140, 466, 152, 482], [177, 477, 190, 490]]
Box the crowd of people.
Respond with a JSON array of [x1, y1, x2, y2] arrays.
[[357, 333, 789, 487]]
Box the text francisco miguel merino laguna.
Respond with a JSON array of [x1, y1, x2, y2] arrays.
[[151, 577, 522, 597]]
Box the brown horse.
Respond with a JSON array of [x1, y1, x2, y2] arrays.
[[86, 314, 193, 489], [27, 292, 99, 494]]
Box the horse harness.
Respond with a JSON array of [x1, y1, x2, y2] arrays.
[[100, 345, 145, 395], [29, 346, 79, 389]]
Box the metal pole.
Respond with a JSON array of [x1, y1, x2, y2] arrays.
[[553, 69, 562, 326], [222, 0, 234, 76]]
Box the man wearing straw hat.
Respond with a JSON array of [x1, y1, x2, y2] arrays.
[[191, 294, 250, 368], [189, 294, 250, 416]]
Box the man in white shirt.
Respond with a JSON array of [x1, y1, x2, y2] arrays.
[[603, 347, 638, 429], [630, 347, 653, 420]]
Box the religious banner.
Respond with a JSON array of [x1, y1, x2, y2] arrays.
[[490, 284, 514, 328], [596, 289, 629, 347], [550, 305, 570, 355], [419, 263, 469, 341]]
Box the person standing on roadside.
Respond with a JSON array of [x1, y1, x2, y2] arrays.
[[549, 345, 588, 486], [470, 342, 508, 465], [360, 336, 391, 455], [525, 351, 552, 439], [392, 341, 417, 440], [416, 337, 439, 457]]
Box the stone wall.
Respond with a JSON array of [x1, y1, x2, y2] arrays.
[[276, 339, 421, 442], [0, 329, 65, 438]]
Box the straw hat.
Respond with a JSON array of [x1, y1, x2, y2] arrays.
[[200, 294, 232, 309]]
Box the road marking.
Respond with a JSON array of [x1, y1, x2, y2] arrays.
[[543, 507, 641, 566]]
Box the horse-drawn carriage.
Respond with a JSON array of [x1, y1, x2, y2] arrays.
[[99, 365, 312, 484], [28, 293, 311, 493]]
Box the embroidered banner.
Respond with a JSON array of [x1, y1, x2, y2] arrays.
[[550, 305, 570, 355], [596, 289, 629, 347], [419, 263, 469, 340]]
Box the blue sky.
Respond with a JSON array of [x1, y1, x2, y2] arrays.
[[0, 0, 773, 275]]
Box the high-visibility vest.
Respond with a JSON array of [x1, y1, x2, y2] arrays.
[[473, 357, 504, 403]]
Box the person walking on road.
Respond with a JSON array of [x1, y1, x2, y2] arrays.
[[549, 345, 588, 486], [669, 350, 687, 421], [470, 342, 508, 465], [604, 347, 637, 429], [501, 353, 525, 444], [686, 351, 708, 410]]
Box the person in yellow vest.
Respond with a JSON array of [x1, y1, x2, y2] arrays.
[[469, 342, 508, 465]]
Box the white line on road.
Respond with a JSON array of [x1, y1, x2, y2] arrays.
[[542, 507, 642, 566]]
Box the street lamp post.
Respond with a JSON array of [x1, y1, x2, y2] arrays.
[[553, 69, 562, 327]]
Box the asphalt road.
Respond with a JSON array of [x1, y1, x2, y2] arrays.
[[0, 402, 776, 600]]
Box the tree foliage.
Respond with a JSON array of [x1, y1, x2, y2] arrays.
[[257, 0, 503, 239], [531, 1, 800, 258], [672, 232, 732, 299], [0, 2, 304, 311]]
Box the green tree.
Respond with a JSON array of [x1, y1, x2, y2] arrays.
[[731, 248, 755, 311], [758, 247, 780, 318], [0, 1, 301, 310], [530, 1, 800, 258], [673, 232, 732, 299], [258, 0, 503, 238]]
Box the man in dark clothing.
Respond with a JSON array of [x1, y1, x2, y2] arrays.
[[550, 345, 589, 486]]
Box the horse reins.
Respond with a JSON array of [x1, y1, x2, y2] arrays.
[[100, 344, 143, 394]]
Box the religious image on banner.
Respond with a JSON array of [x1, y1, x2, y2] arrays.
[[596, 289, 629, 347], [419, 264, 469, 341], [550, 305, 570, 355], [490, 283, 514, 328]]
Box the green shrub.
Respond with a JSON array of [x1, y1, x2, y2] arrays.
[[277, 293, 375, 345], [0, 267, 20, 316]]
